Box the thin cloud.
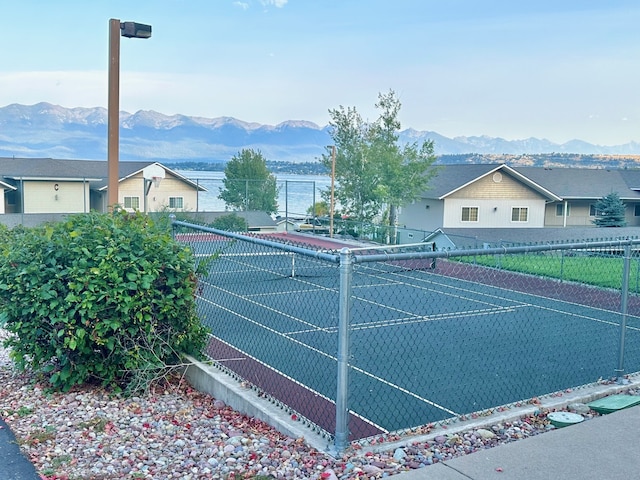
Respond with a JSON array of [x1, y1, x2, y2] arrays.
[[233, 1, 249, 10], [259, 0, 288, 8]]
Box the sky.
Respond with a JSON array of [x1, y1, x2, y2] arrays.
[[1, 0, 639, 146]]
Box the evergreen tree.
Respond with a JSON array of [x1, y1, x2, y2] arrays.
[[592, 192, 627, 227]]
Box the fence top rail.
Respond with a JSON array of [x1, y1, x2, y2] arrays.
[[351, 238, 640, 264], [348, 241, 434, 253], [171, 219, 340, 264]]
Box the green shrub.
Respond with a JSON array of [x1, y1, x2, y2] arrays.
[[211, 213, 248, 232], [0, 210, 208, 393]]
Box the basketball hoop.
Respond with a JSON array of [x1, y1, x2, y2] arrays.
[[142, 164, 166, 213]]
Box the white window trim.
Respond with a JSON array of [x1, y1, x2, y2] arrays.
[[124, 196, 140, 210], [511, 206, 529, 223], [461, 206, 479, 222], [556, 203, 571, 217], [169, 196, 184, 209]]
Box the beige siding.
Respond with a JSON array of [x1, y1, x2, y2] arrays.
[[545, 201, 640, 227], [441, 173, 548, 228], [627, 203, 640, 227], [399, 171, 550, 230], [23, 181, 90, 213], [448, 172, 541, 199], [544, 201, 594, 227], [119, 173, 198, 212]]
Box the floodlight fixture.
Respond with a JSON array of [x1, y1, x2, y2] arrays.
[[120, 22, 152, 39]]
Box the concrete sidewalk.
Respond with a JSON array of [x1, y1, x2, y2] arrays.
[[396, 404, 640, 480]]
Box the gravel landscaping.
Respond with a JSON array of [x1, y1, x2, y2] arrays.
[[0, 328, 619, 479]]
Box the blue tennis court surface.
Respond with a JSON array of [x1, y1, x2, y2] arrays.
[[188, 237, 640, 439]]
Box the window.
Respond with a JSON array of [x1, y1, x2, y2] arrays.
[[589, 204, 601, 217], [511, 207, 528, 222], [124, 196, 140, 209], [635, 205, 640, 217], [461, 206, 478, 222], [556, 203, 570, 216], [169, 197, 184, 209]]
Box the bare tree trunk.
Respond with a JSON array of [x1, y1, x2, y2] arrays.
[[389, 204, 397, 245]]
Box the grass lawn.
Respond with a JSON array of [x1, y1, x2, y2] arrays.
[[458, 251, 640, 292]]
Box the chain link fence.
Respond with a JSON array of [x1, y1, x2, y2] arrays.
[[189, 176, 324, 219], [173, 219, 640, 452]]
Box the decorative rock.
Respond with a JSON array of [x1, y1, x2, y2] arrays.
[[476, 428, 497, 439], [393, 448, 407, 460], [0, 327, 609, 480], [434, 435, 447, 444], [320, 468, 339, 480], [362, 464, 384, 475], [567, 403, 591, 415]]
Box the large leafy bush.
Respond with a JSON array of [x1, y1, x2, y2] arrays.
[[0, 210, 208, 392]]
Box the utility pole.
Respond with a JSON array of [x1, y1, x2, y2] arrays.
[[330, 145, 336, 238]]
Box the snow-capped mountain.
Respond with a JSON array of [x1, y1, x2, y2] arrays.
[[0, 102, 638, 163]]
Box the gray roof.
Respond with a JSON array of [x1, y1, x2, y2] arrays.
[[512, 166, 640, 200], [424, 164, 640, 201], [179, 211, 277, 228], [425, 164, 560, 200], [623, 170, 640, 190], [426, 164, 502, 198], [0, 157, 205, 191], [431, 226, 640, 249]]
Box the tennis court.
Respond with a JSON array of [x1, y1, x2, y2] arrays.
[[178, 228, 640, 440]]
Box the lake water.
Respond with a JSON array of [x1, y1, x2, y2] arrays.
[[176, 170, 332, 218]]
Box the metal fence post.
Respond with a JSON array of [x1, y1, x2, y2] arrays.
[[615, 242, 631, 383], [334, 247, 353, 453], [169, 214, 176, 239]]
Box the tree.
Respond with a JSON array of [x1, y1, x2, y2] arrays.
[[592, 192, 627, 227], [306, 201, 330, 217], [321, 90, 438, 237], [211, 213, 248, 232], [219, 149, 278, 215]]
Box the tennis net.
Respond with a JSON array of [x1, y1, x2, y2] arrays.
[[196, 250, 342, 282]]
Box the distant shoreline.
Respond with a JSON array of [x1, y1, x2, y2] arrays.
[[166, 153, 640, 176]]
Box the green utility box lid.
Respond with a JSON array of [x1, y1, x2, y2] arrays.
[[588, 394, 640, 414], [547, 411, 584, 428]]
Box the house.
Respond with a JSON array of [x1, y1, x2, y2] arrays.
[[0, 157, 205, 216], [399, 164, 640, 235], [0, 179, 17, 214]]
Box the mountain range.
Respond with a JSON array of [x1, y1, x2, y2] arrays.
[[1, 102, 639, 164]]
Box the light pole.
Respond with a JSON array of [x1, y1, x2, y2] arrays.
[[107, 19, 152, 210]]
